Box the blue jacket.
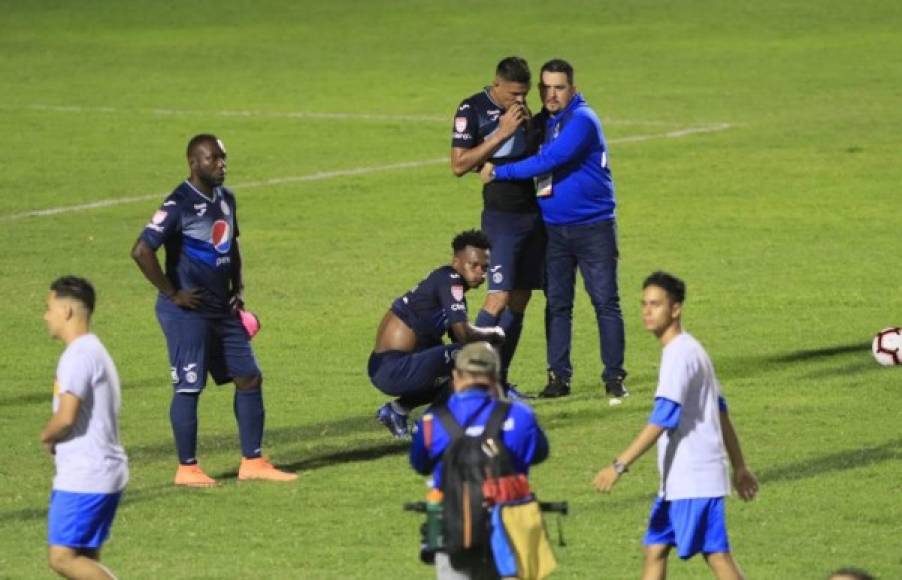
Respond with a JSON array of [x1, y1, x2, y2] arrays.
[[410, 388, 549, 488], [493, 94, 616, 226]]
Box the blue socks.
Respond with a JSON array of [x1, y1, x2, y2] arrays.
[[475, 307, 525, 384], [234, 387, 265, 459], [499, 309, 525, 384], [170, 392, 200, 465]]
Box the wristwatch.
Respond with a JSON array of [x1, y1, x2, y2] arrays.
[[612, 458, 629, 475]]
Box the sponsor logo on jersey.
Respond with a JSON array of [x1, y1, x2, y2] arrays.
[[454, 117, 467, 133], [163, 200, 177, 206], [212, 220, 231, 254], [450, 303, 466, 312], [451, 285, 464, 302], [493, 272, 503, 284], [453, 132, 471, 140], [458, 103, 470, 111], [152, 210, 168, 225]]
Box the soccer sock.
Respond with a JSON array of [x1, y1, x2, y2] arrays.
[[475, 308, 500, 328], [234, 387, 265, 459], [170, 392, 200, 465], [499, 308, 525, 384]]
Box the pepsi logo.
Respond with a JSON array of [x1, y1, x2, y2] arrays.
[[212, 220, 231, 254]]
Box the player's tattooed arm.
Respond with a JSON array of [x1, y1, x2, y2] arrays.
[[448, 321, 505, 346], [451, 106, 528, 176], [130, 239, 201, 309]]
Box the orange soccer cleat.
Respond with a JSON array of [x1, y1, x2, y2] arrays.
[[238, 457, 298, 482], [174, 464, 218, 487]]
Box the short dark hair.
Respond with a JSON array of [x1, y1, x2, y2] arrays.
[[452, 229, 491, 254], [643, 271, 686, 304], [828, 568, 876, 580], [541, 58, 574, 85], [50, 276, 96, 315], [186, 134, 220, 157], [496, 57, 531, 84]]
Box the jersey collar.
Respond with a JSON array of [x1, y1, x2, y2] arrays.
[[183, 180, 219, 203]]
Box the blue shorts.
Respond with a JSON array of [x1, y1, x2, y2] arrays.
[[48, 490, 122, 549], [481, 210, 545, 292], [643, 497, 730, 560], [156, 301, 260, 392], [368, 345, 458, 396]]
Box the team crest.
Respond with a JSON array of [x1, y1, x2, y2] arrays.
[[212, 220, 232, 254], [454, 117, 467, 133], [451, 285, 464, 302]]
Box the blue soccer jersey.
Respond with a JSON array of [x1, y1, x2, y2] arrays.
[[140, 181, 239, 317], [452, 88, 545, 213], [390, 266, 470, 347]]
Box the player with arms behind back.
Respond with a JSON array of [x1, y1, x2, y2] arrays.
[[42, 276, 128, 580], [593, 272, 758, 580], [131, 134, 296, 486], [369, 230, 505, 438]]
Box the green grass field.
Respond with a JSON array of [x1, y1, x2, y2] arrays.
[[2, 0, 901, 578]]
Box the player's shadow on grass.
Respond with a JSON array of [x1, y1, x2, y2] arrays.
[[766, 342, 870, 363], [758, 436, 902, 484], [0, 377, 161, 408], [128, 413, 389, 461], [214, 440, 408, 480]]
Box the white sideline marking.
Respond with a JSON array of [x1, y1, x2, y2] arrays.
[[7, 103, 694, 126], [10, 103, 450, 124], [0, 123, 732, 222]]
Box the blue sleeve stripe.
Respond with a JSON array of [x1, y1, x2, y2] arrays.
[[649, 397, 682, 429], [718, 395, 728, 413]]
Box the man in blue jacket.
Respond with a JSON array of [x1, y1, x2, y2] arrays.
[[410, 342, 549, 578], [481, 59, 628, 404]]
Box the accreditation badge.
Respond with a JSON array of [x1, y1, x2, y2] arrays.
[[535, 173, 553, 198]]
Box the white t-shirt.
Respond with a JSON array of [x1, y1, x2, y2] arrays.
[[52, 334, 129, 493], [654, 332, 729, 500]]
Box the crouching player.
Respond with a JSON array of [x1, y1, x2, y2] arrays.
[[369, 230, 505, 438], [593, 272, 759, 580], [42, 276, 128, 580]]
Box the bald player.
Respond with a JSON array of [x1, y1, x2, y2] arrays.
[[131, 134, 296, 486]]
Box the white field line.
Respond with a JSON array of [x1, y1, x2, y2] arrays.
[[6, 103, 689, 126], [0, 123, 732, 222]]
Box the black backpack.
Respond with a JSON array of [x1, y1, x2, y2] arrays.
[[435, 400, 516, 554]]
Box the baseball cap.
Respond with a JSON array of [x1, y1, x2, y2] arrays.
[[455, 342, 500, 377]]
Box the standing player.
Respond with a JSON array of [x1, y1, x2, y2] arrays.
[[131, 134, 296, 486], [369, 230, 505, 438], [482, 59, 628, 403], [42, 276, 128, 580], [451, 56, 547, 397], [593, 272, 759, 580]]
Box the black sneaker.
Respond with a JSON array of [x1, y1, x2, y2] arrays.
[[538, 370, 571, 398], [504, 383, 536, 401], [604, 376, 629, 406]]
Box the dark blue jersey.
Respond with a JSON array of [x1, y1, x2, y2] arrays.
[[391, 266, 469, 348], [452, 88, 545, 213], [139, 181, 239, 317]]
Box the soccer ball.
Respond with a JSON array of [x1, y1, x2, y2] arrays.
[[871, 327, 902, 366]]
